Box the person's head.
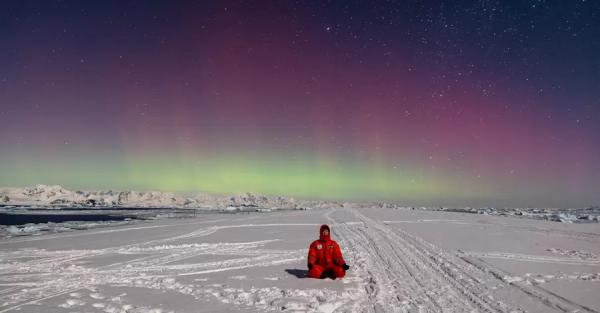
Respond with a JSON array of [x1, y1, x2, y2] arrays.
[[319, 224, 331, 241]]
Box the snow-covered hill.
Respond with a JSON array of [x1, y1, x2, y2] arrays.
[[0, 185, 187, 207], [0, 185, 324, 210]]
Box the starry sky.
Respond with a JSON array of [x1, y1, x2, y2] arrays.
[[1, 1, 599, 207]]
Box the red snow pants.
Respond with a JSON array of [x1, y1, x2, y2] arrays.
[[307, 264, 346, 279]]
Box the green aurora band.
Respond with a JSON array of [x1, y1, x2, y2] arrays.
[[0, 151, 491, 205]]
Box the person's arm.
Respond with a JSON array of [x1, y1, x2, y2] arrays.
[[307, 242, 317, 268], [332, 241, 346, 266]]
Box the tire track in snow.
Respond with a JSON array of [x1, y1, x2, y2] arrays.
[[458, 253, 599, 313], [463, 251, 600, 266], [329, 207, 521, 312]]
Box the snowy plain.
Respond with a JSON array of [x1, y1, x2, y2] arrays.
[[1, 206, 599, 313]]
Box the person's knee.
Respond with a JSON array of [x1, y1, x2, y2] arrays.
[[332, 266, 346, 278], [307, 265, 324, 278]]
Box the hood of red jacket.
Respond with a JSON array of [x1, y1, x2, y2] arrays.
[[319, 224, 331, 242]]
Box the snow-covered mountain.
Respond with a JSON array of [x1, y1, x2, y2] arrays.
[[0, 185, 322, 210], [0, 185, 183, 207]]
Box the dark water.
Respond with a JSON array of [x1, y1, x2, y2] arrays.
[[0, 213, 132, 225]]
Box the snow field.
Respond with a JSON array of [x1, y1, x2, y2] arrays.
[[0, 207, 598, 312]]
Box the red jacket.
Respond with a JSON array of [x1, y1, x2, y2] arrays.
[[307, 225, 345, 267]]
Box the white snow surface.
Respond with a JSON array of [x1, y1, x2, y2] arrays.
[[0, 207, 599, 312]]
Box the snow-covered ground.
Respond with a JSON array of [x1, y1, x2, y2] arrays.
[[0, 207, 599, 312]]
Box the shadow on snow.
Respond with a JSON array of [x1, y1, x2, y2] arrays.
[[285, 268, 308, 278]]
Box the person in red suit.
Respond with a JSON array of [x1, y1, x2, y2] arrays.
[[307, 224, 350, 279]]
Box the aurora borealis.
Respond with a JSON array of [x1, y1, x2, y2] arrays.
[[1, 1, 599, 207]]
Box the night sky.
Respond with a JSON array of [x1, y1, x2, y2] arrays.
[[1, 1, 599, 207]]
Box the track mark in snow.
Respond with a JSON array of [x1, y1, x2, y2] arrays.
[[546, 248, 598, 260], [330, 208, 523, 312], [459, 252, 599, 313], [0, 214, 370, 313], [0, 218, 229, 244], [0, 217, 337, 312], [0, 237, 304, 312], [464, 251, 600, 266], [383, 219, 468, 224]]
